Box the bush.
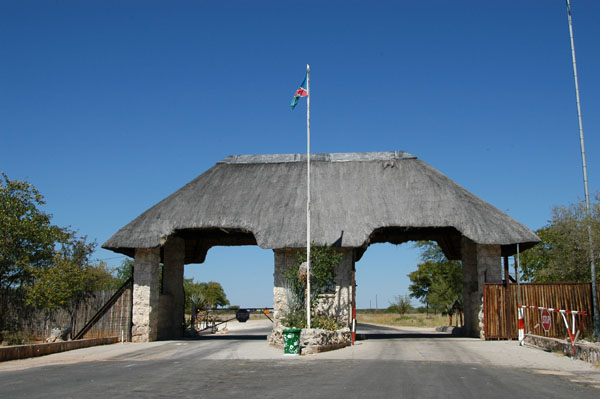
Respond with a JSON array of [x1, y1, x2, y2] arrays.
[[282, 310, 307, 329], [312, 315, 340, 331], [2, 330, 31, 346]]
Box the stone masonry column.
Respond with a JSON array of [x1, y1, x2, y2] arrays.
[[272, 248, 296, 334], [271, 248, 354, 340], [461, 237, 502, 338], [317, 248, 353, 329], [132, 247, 160, 342], [158, 237, 185, 340]]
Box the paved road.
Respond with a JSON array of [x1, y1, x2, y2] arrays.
[[1, 321, 599, 398]]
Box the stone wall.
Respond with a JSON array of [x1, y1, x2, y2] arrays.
[[525, 334, 600, 364]]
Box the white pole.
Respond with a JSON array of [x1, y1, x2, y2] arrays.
[[565, 0, 599, 336], [306, 63, 311, 329], [516, 243, 524, 345], [516, 243, 521, 305]]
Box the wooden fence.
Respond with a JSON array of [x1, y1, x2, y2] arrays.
[[483, 282, 599, 340], [3, 287, 132, 342]]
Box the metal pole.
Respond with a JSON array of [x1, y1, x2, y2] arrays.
[[306, 63, 311, 329], [565, 0, 599, 337], [516, 244, 521, 306], [516, 244, 525, 345]]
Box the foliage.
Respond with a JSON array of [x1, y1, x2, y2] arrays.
[[312, 315, 340, 331], [295, 245, 341, 295], [25, 236, 108, 335], [0, 174, 124, 337], [282, 309, 307, 329], [280, 245, 343, 329], [520, 196, 600, 282], [0, 173, 69, 331], [408, 242, 463, 323], [184, 278, 229, 312], [388, 294, 413, 316], [113, 258, 134, 286]]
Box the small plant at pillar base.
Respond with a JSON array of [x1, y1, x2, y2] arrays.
[[281, 244, 343, 330]]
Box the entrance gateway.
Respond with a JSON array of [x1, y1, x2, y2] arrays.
[[102, 151, 539, 343]]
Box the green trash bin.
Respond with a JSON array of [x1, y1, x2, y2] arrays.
[[283, 328, 301, 355]]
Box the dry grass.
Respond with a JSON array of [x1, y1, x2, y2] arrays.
[[357, 313, 456, 329]]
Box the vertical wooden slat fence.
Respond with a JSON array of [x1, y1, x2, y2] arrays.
[[3, 287, 133, 342], [80, 286, 133, 340], [484, 283, 599, 340]]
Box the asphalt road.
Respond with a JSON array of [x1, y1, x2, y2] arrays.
[[1, 322, 599, 398]]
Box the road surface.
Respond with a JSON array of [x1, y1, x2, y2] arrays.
[[1, 321, 598, 398]]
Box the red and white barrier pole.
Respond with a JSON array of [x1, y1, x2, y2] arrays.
[[518, 305, 587, 354], [352, 305, 356, 344], [518, 305, 525, 346]]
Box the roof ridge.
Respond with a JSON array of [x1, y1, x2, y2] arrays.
[[218, 151, 416, 164]]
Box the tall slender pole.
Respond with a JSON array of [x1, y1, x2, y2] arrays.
[[565, 0, 599, 337], [306, 64, 311, 329], [516, 244, 524, 345], [516, 244, 521, 306]]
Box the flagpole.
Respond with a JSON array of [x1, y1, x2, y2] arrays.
[[306, 63, 311, 329], [565, 0, 599, 337]]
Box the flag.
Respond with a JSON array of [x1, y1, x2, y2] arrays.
[[290, 73, 308, 109]]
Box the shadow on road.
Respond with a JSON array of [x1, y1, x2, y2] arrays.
[[356, 323, 464, 340], [186, 334, 268, 341], [356, 332, 460, 340]]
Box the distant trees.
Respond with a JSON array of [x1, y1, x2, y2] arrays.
[[408, 242, 463, 326], [184, 279, 229, 311], [388, 294, 413, 316], [520, 196, 599, 283]]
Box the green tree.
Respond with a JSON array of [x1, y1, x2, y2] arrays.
[[389, 294, 413, 316], [26, 236, 103, 336], [184, 279, 228, 310], [520, 196, 599, 282], [408, 241, 463, 325], [113, 258, 134, 286], [201, 281, 229, 308], [87, 261, 120, 291], [0, 173, 68, 332], [407, 262, 433, 313]]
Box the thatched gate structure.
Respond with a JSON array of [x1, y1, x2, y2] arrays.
[[103, 151, 539, 342]]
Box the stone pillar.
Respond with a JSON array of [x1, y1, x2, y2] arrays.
[[272, 248, 296, 333], [271, 248, 354, 335], [132, 247, 160, 342], [315, 249, 354, 328], [158, 237, 185, 340], [461, 237, 502, 338]]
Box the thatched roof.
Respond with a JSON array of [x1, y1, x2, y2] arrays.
[[103, 151, 539, 262]]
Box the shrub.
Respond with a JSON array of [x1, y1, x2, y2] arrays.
[[312, 315, 340, 331], [282, 310, 307, 329]]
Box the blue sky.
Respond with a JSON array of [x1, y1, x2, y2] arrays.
[[1, 1, 598, 308]]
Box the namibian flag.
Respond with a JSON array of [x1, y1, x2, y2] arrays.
[[290, 73, 308, 109]]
